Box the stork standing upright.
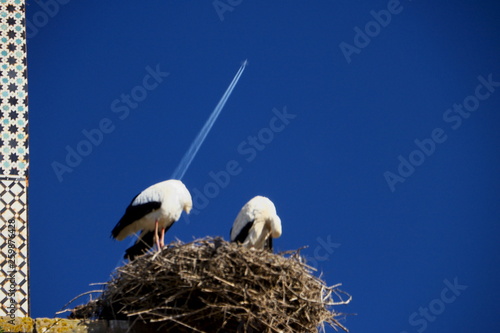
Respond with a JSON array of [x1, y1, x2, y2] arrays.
[[111, 179, 192, 260], [230, 196, 282, 250]]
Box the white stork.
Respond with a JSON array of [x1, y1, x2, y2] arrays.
[[111, 179, 192, 260], [230, 196, 282, 250]]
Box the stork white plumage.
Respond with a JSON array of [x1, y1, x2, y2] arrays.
[[230, 196, 282, 250], [111, 179, 192, 260]]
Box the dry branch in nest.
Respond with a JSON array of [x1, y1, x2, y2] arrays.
[[69, 237, 351, 332]]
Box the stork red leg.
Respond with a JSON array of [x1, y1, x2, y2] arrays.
[[154, 219, 161, 251], [160, 228, 165, 248]]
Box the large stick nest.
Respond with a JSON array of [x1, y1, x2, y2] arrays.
[[69, 237, 351, 332]]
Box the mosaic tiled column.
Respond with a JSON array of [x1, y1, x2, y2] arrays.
[[0, 0, 29, 317]]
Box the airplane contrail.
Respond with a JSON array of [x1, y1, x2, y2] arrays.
[[171, 60, 248, 180]]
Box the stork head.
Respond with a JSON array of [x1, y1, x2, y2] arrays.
[[169, 179, 193, 215], [252, 195, 282, 239], [270, 214, 282, 238], [179, 184, 193, 215]]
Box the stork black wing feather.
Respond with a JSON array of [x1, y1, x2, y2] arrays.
[[111, 194, 162, 239], [124, 222, 174, 260], [232, 220, 254, 244], [123, 230, 155, 260]]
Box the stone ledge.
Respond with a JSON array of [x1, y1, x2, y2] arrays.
[[0, 317, 159, 333]]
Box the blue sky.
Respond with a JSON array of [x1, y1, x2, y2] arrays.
[[26, 1, 499, 332]]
